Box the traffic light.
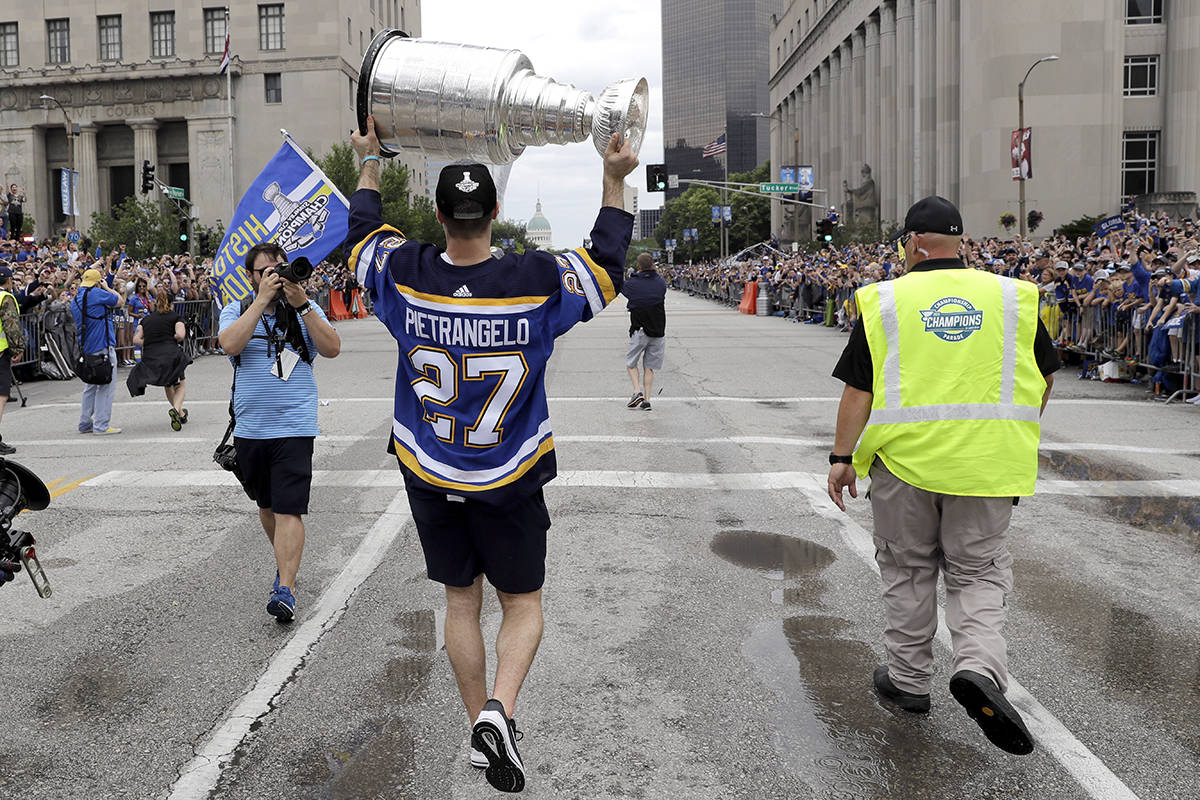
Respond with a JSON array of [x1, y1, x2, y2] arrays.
[[816, 219, 834, 242], [178, 217, 189, 251], [198, 229, 210, 252], [140, 160, 155, 194], [646, 163, 667, 193]]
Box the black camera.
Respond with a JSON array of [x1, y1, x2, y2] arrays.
[[0, 458, 53, 597], [273, 256, 313, 284]]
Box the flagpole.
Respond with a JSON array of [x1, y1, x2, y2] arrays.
[[226, 7, 235, 216], [721, 130, 728, 261]]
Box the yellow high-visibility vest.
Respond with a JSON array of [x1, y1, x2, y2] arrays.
[[852, 267, 1046, 496], [0, 290, 14, 353]]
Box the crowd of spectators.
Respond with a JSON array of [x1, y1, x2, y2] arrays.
[[666, 208, 1200, 402]]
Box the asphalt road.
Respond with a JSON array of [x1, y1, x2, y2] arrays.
[[0, 289, 1196, 800]]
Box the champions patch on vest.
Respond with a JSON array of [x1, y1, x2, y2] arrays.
[[919, 296, 984, 342]]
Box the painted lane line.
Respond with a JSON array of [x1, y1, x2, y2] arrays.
[[75, 470, 1200, 498], [164, 489, 412, 800], [22, 434, 375, 447], [791, 476, 1142, 800]]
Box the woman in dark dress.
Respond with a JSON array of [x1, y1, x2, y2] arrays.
[[127, 290, 192, 430]]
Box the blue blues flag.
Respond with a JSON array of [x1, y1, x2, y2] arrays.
[[1093, 214, 1126, 237], [209, 135, 350, 306]]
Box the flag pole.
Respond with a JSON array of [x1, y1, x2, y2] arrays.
[[225, 6, 234, 215], [721, 129, 728, 261]]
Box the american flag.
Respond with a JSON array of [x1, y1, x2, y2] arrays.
[[702, 133, 727, 158], [218, 11, 231, 74]]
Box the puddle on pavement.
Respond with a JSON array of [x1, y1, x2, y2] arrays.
[[1017, 558, 1200, 754], [376, 655, 432, 704], [293, 718, 417, 798], [710, 530, 835, 581], [36, 653, 138, 720], [1039, 451, 1200, 540], [745, 616, 988, 799], [716, 513, 744, 529], [393, 609, 436, 652]]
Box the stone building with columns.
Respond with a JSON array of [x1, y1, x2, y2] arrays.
[[768, 0, 1200, 241], [0, 1, 423, 240]]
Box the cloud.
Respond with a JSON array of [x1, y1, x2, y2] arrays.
[[421, 1, 664, 249]]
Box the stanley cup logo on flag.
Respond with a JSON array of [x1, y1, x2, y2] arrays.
[[209, 135, 349, 306]]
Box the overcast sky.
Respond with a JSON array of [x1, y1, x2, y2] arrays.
[[422, 1, 664, 249]]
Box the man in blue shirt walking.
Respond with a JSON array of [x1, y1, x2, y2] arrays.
[[71, 266, 124, 435], [218, 243, 341, 623]]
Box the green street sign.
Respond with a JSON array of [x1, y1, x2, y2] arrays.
[[167, 186, 185, 200], [760, 182, 801, 193]]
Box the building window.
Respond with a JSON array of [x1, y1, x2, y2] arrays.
[[151, 11, 175, 58], [97, 15, 121, 61], [259, 4, 285, 50], [204, 8, 227, 55], [347, 17, 351, 44], [1123, 55, 1159, 96], [1126, 0, 1163, 24], [1122, 131, 1158, 196], [0, 22, 19, 67], [47, 18, 70, 64], [265, 72, 282, 104], [349, 76, 355, 108]]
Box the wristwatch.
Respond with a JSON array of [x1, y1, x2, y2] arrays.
[[828, 452, 853, 465], [294, 301, 312, 316]]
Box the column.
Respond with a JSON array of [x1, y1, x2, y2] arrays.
[[186, 115, 233, 226], [895, 0, 915, 209], [797, 81, 809, 239], [916, 0, 937, 197], [936, 0, 960, 201], [818, 64, 830, 217], [839, 41, 853, 203], [865, 15, 881, 218], [75, 122, 99, 232], [828, 52, 842, 211], [851, 27, 866, 181], [771, 97, 784, 236], [879, 2, 897, 222], [1164, 0, 1200, 195], [129, 117, 159, 196]]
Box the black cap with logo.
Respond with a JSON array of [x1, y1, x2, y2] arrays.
[[435, 163, 498, 221], [890, 195, 964, 242]]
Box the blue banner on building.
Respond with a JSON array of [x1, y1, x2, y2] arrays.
[[209, 135, 350, 307]]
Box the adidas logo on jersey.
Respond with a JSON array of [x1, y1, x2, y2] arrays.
[[453, 285, 473, 298]]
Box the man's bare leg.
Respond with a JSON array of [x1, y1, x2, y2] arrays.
[[643, 367, 655, 399], [272, 513, 305, 589], [445, 575, 488, 722], [626, 365, 641, 394], [492, 588, 544, 717], [259, 507, 276, 544]]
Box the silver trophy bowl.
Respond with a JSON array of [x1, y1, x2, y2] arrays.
[[357, 29, 648, 164]]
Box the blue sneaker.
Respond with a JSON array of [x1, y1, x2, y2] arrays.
[[267, 586, 295, 622]]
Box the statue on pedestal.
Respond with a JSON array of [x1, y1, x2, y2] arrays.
[[843, 163, 879, 228]]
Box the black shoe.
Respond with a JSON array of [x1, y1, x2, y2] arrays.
[[0, 440, 14, 455], [472, 699, 525, 792], [873, 665, 931, 713], [640, 400, 652, 411], [949, 670, 1034, 755], [626, 391, 644, 408]]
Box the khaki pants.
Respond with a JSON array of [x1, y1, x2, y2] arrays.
[[869, 460, 1014, 695]]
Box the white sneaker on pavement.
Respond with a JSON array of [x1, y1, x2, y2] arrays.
[[471, 698, 525, 792]]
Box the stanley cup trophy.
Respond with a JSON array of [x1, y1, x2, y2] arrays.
[[357, 29, 649, 165]]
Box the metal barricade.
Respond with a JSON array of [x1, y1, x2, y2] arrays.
[[14, 312, 44, 370]]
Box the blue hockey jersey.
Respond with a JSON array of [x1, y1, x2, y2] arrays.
[[345, 188, 633, 505]]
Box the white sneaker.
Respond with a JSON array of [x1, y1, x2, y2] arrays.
[[471, 699, 525, 792], [470, 743, 487, 769]]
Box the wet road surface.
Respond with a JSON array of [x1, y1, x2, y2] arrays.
[[1, 289, 1196, 799]]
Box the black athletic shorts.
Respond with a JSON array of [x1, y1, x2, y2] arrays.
[[405, 483, 551, 595], [234, 436, 314, 515], [0, 351, 10, 397]]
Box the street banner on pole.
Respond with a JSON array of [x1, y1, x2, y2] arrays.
[[779, 166, 796, 184], [711, 206, 721, 224], [1011, 128, 1032, 181], [209, 134, 350, 306], [59, 169, 78, 217]]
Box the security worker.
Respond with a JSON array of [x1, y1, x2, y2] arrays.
[[826, 196, 1059, 755], [0, 265, 24, 454]]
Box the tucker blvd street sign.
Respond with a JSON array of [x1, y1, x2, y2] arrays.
[[760, 182, 800, 193]]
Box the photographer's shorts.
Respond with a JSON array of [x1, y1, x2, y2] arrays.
[[626, 330, 666, 370], [405, 485, 550, 595], [234, 436, 314, 515]]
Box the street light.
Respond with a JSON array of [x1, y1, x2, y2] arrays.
[[40, 93, 75, 232], [1017, 55, 1058, 238], [753, 110, 802, 242]]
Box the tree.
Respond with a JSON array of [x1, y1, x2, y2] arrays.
[[1056, 213, 1107, 241], [726, 161, 772, 251], [88, 195, 184, 259], [310, 143, 358, 202], [657, 183, 722, 260], [491, 219, 534, 254]]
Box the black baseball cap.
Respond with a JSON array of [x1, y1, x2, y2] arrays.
[[890, 195, 964, 242], [435, 163, 497, 221]]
